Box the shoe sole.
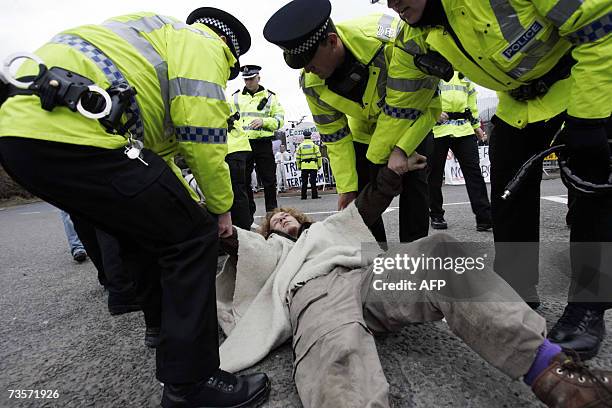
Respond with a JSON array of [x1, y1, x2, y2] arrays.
[[108, 304, 142, 316], [561, 345, 601, 361], [431, 225, 447, 230]]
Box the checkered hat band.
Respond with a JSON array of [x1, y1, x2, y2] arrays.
[[196, 17, 240, 56], [286, 20, 329, 55]]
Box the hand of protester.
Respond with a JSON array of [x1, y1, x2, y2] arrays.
[[387, 147, 427, 175], [438, 112, 449, 123], [218, 211, 233, 238], [475, 128, 487, 143], [250, 119, 264, 129], [337, 191, 357, 210], [562, 116, 611, 183]]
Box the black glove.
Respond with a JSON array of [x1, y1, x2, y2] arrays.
[[561, 116, 611, 184]]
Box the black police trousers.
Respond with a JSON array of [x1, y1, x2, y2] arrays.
[[71, 216, 162, 328], [226, 150, 253, 230], [0, 137, 220, 383], [354, 134, 432, 243], [246, 138, 277, 214], [301, 169, 319, 199], [489, 115, 612, 310], [428, 134, 492, 225]]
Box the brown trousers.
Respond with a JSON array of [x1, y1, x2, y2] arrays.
[[289, 234, 546, 408]]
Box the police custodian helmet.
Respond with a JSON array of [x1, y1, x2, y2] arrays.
[[263, 0, 333, 69]]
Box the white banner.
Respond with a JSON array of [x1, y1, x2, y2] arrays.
[[444, 146, 491, 185], [278, 159, 325, 188]]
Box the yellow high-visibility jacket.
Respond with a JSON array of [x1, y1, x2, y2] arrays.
[[301, 13, 441, 193], [0, 12, 236, 214], [433, 71, 481, 138], [296, 140, 322, 170], [399, 0, 611, 141], [226, 95, 252, 155], [231, 87, 284, 140]]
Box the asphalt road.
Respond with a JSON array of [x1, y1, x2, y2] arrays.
[[1, 177, 611, 407]]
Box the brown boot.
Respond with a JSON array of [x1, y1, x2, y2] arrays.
[[532, 352, 612, 407]]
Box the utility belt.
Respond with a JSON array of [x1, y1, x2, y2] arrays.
[[509, 53, 577, 101], [1, 53, 137, 137], [446, 109, 473, 121]]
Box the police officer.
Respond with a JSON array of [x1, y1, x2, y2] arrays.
[[231, 65, 285, 215], [0, 8, 270, 407], [296, 130, 322, 199], [428, 71, 492, 231], [264, 0, 437, 243], [226, 95, 254, 230], [378, 0, 612, 363]]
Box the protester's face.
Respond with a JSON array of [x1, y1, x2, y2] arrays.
[[280, 145, 286, 152], [304, 34, 343, 79], [244, 75, 260, 91], [387, 0, 427, 24], [269, 212, 301, 237]]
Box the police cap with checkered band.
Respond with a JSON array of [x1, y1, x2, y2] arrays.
[[241, 65, 261, 79], [263, 0, 332, 69], [187, 7, 251, 79]]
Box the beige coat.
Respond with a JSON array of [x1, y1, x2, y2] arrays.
[[216, 203, 376, 372]]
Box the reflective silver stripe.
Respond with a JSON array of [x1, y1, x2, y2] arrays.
[[233, 93, 240, 112], [567, 12, 612, 44], [382, 104, 421, 120], [438, 84, 469, 93], [468, 89, 476, 95], [320, 127, 350, 143], [103, 18, 173, 136], [396, 38, 423, 55], [376, 14, 395, 41], [172, 22, 214, 38], [241, 112, 266, 117], [489, 0, 524, 42], [313, 112, 343, 125], [546, 0, 583, 27], [176, 126, 227, 143], [115, 14, 175, 34], [507, 30, 560, 79], [169, 77, 225, 101], [273, 114, 283, 127], [50, 34, 145, 141], [301, 83, 336, 111], [387, 76, 438, 92]]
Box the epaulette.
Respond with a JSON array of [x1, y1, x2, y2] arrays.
[[267, 89, 276, 95], [232, 89, 240, 95]]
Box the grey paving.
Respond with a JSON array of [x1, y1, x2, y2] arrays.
[[1, 178, 610, 407]]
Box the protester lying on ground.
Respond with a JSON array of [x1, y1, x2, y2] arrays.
[[216, 148, 612, 408]]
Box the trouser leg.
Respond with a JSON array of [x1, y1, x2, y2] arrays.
[[451, 136, 491, 224], [71, 214, 107, 286], [245, 149, 256, 216], [252, 139, 277, 212], [354, 141, 387, 242], [309, 170, 318, 198], [60, 210, 85, 254], [290, 269, 389, 408], [226, 151, 253, 230], [399, 132, 433, 242], [301, 170, 308, 199], [428, 135, 450, 219], [489, 115, 563, 293], [0, 137, 220, 383], [567, 123, 612, 310], [362, 234, 547, 379]]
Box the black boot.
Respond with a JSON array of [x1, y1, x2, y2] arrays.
[[430, 216, 447, 230], [548, 304, 606, 360], [161, 369, 270, 408]]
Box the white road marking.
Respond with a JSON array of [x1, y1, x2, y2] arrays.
[[541, 195, 568, 204], [18, 211, 41, 215]]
